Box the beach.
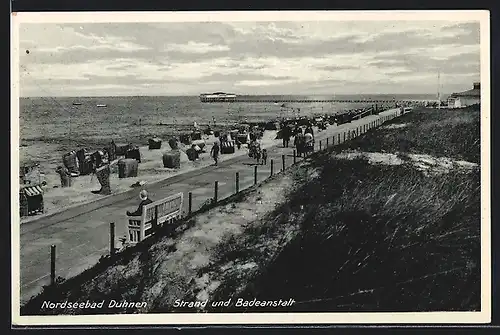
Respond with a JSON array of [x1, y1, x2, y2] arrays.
[[21, 129, 281, 221]]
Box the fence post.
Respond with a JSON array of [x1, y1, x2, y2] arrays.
[[154, 206, 158, 232], [282, 154, 285, 172], [254, 165, 258, 185], [110, 222, 115, 255], [214, 181, 218, 204], [235, 172, 239, 193], [270, 159, 274, 176], [50, 245, 56, 285], [293, 150, 296, 164], [188, 192, 192, 215]]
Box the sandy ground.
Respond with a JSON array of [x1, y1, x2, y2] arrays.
[[333, 150, 479, 176], [21, 130, 280, 222], [138, 174, 299, 311], [383, 123, 410, 129]]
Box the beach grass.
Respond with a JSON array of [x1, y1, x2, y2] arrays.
[[222, 157, 480, 312], [208, 106, 481, 312]]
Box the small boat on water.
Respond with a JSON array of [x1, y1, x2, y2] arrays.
[[73, 102, 82, 106], [97, 104, 107, 108]]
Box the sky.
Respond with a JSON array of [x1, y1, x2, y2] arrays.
[[18, 20, 481, 97]]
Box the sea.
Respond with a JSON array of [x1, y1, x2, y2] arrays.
[[18, 94, 435, 167]]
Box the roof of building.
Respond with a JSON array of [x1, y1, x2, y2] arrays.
[[449, 82, 480, 98], [450, 88, 480, 98]]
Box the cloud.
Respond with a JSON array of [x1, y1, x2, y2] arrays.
[[369, 50, 480, 76], [164, 41, 230, 54], [18, 20, 482, 96], [317, 65, 360, 71]]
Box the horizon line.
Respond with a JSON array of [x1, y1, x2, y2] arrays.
[[19, 93, 443, 99]]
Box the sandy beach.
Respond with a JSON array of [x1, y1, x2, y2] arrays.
[[21, 129, 282, 223]]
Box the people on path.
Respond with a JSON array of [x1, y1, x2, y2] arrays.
[[282, 123, 291, 148], [126, 190, 153, 216], [255, 144, 262, 164], [210, 139, 220, 166], [305, 124, 314, 140], [294, 128, 305, 157], [249, 138, 262, 163], [262, 149, 268, 165], [304, 132, 314, 154], [91, 156, 116, 195]]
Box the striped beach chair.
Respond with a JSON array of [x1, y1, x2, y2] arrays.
[[220, 140, 235, 154]]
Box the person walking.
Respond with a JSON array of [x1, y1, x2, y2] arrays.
[[210, 139, 220, 166], [261, 149, 268, 165], [282, 124, 291, 148], [305, 123, 314, 140], [294, 128, 305, 157], [304, 131, 314, 155]]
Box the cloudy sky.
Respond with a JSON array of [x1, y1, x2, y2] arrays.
[[18, 20, 480, 97]]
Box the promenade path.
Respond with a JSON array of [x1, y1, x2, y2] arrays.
[[19, 108, 401, 303]]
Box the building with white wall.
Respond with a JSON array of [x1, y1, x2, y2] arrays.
[[447, 82, 481, 108]]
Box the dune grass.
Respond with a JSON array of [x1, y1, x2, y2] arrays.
[[211, 106, 481, 312], [224, 157, 480, 312], [342, 106, 480, 163]]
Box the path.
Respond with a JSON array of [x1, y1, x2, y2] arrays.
[[19, 108, 401, 303]]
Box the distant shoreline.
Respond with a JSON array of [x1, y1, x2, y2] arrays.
[[19, 94, 440, 100]]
